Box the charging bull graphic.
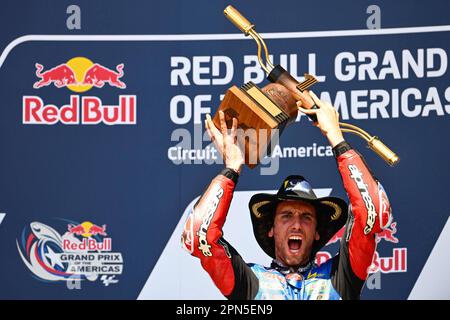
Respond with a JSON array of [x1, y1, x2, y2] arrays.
[[81, 63, 126, 88], [33, 61, 126, 89], [326, 221, 399, 246], [33, 63, 77, 88], [68, 223, 107, 236]]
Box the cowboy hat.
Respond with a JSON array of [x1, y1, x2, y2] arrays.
[[248, 175, 348, 259]]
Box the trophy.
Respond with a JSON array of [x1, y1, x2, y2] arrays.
[[213, 5, 399, 168]]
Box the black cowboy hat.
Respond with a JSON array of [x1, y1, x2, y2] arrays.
[[248, 175, 348, 259]]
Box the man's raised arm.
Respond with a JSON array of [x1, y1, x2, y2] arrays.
[[298, 91, 392, 299], [181, 168, 240, 296], [181, 112, 259, 299]]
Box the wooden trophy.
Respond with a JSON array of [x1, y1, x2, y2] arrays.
[[213, 5, 400, 168], [213, 6, 319, 168]]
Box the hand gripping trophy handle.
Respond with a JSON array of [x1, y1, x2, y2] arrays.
[[224, 5, 400, 166]]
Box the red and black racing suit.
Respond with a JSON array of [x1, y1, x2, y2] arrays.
[[181, 142, 392, 300]]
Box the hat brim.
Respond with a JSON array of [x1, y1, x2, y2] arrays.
[[249, 192, 348, 259]]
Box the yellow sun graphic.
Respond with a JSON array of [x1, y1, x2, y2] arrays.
[[66, 57, 94, 93], [80, 221, 94, 238]]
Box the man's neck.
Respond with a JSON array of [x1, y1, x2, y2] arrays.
[[272, 259, 313, 273]]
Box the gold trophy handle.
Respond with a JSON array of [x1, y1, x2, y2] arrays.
[[224, 5, 254, 35], [339, 122, 400, 166], [367, 137, 400, 167], [224, 4, 400, 167], [224, 5, 274, 73]]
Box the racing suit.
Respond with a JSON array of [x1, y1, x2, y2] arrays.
[[181, 142, 392, 300]]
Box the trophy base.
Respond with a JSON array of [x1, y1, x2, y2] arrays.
[[213, 82, 289, 168]]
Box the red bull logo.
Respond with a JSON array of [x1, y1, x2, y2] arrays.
[[65, 221, 111, 252], [326, 222, 399, 246], [17, 220, 122, 286], [82, 63, 126, 89], [375, 222, 399, 244], [34, 63, 77, 88], [33, 57, 126, 91], [89, 224, 107, 236], [68, 221, 108, 238], [68, 224, 85, 236], [24, 57, 137, 125], [23, 95, 136, 125], [63, 238, 112, 251], [322, 221, 407, 274], [367, 248, 407, 273]]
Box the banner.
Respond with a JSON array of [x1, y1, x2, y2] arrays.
[[0, 0, 449, 300]]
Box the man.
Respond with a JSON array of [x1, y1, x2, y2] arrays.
[[181, 91, 392, 300]]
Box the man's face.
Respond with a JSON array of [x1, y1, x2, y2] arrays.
[[268, 200, 320, 268]]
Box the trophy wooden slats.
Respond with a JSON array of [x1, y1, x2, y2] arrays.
[[296, 74, 319, 92]]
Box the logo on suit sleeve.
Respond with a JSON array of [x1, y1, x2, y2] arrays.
[[348, 164, 377, 234], [197, 185, 224, 257]]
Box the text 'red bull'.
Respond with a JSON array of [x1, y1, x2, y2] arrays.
[[367, 248, 407, 273], [316, 248, 407, 273], [63, 238, 112, 251], [22, 95, 136, 125]]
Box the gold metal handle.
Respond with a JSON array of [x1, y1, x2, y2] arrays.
[[226, 5, 400, 167], [339, 122, 400, 166], [223, 5, 274, 74], [367, 136, 400, 166], [224, 5, 254, 35]]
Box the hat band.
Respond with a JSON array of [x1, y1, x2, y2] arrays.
[[321, 200, 342, 221], [251, 201, 271, 218]]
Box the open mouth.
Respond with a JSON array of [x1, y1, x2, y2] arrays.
[[288, 235, 302, 252]]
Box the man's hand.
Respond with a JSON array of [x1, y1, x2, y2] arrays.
[[297, 91, 345, 148], [205, 111, 245, 174]]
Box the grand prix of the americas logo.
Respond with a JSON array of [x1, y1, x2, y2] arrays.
[[22, 57, 137, 125], [16, 220, 123, 287], [318, 220, 407, 274]]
